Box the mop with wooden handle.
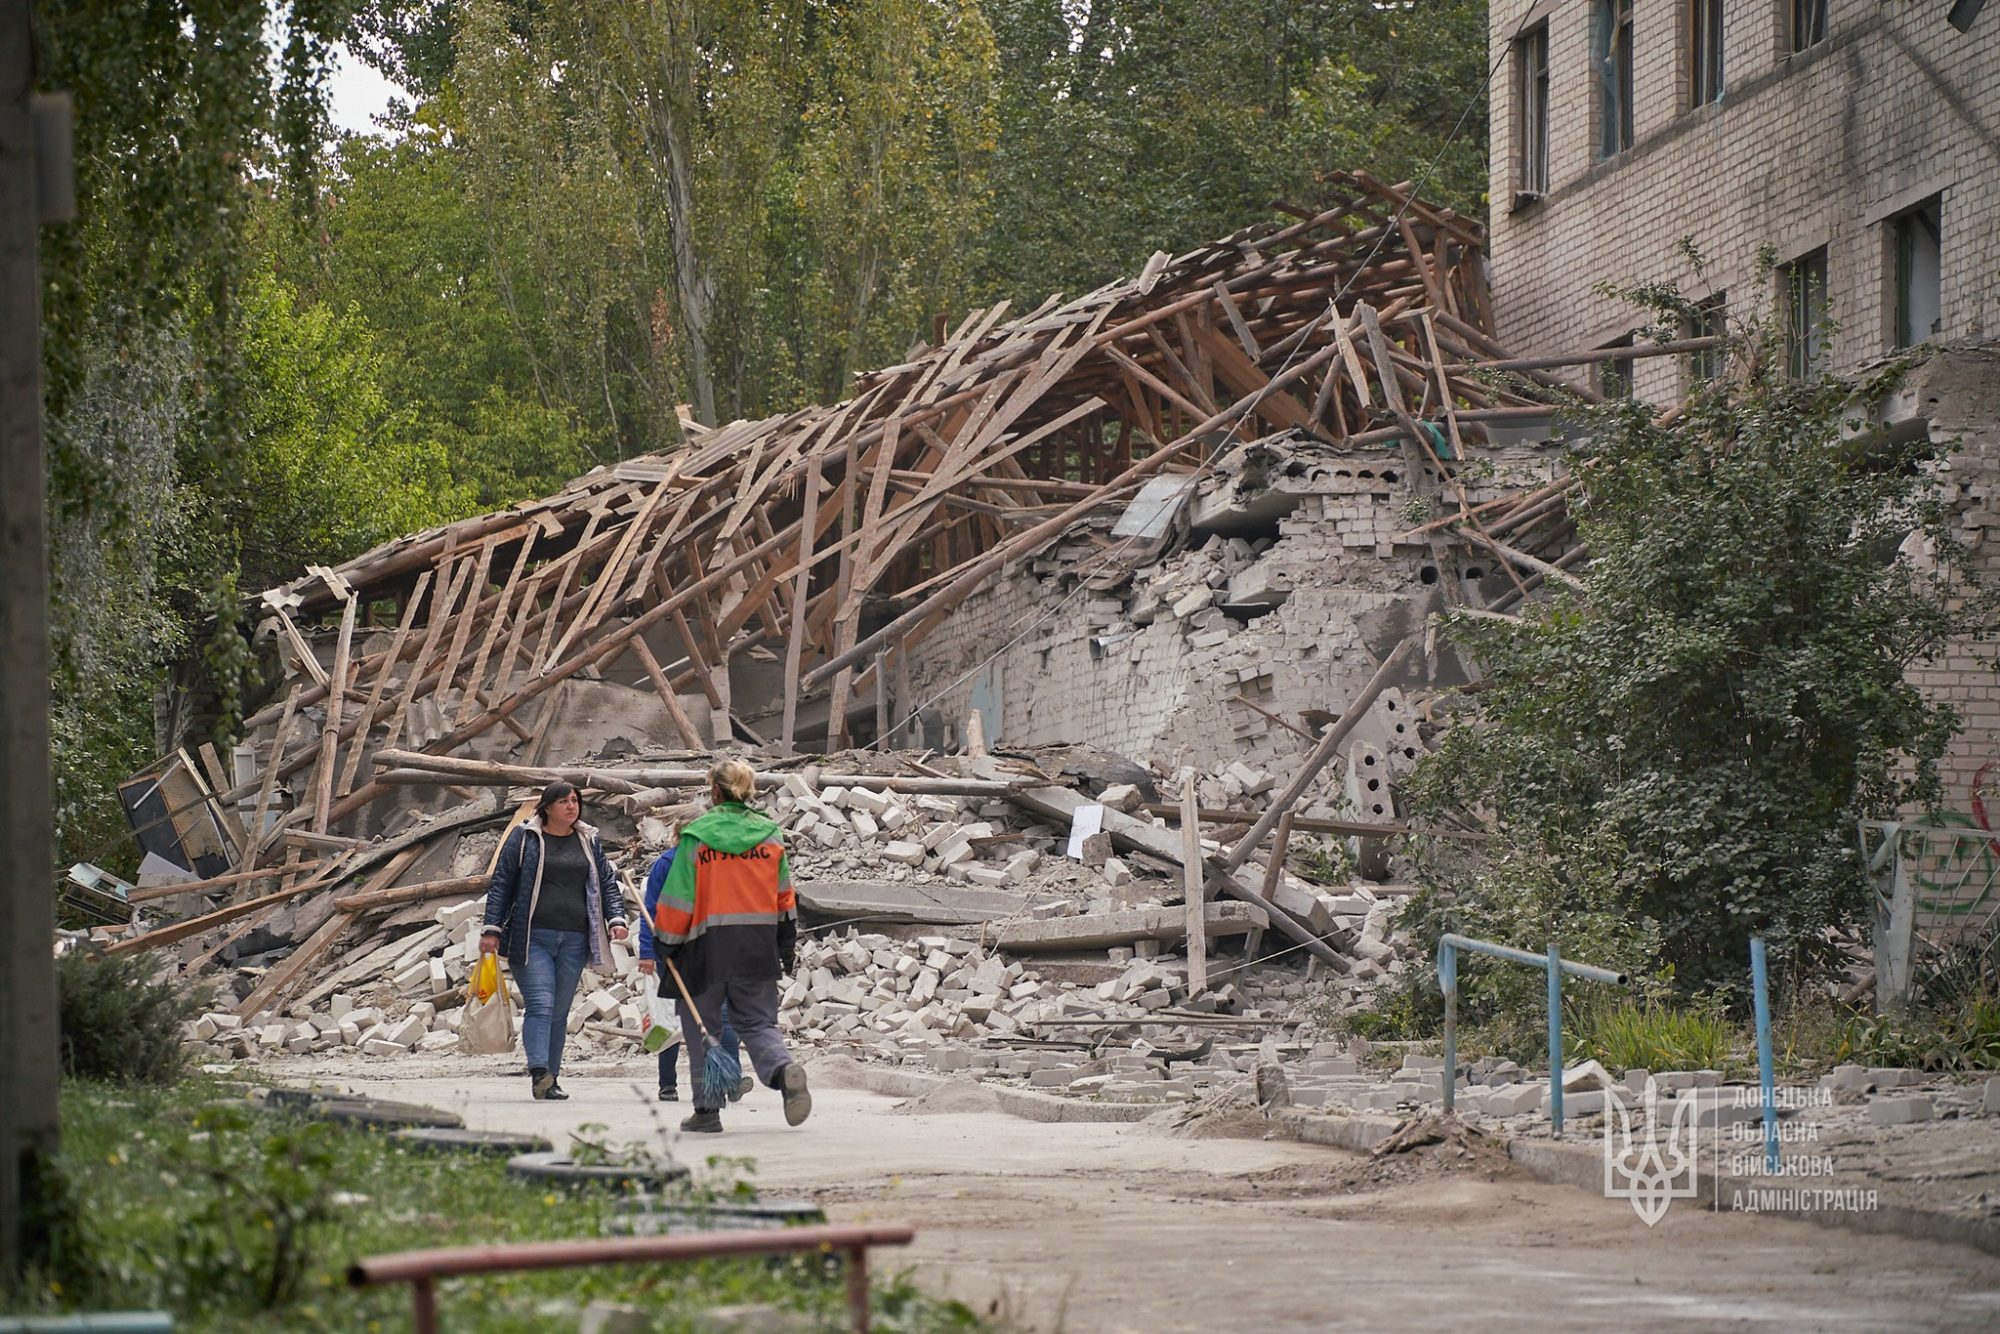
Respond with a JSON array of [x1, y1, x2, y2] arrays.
[[661, 958, 742, 1101]]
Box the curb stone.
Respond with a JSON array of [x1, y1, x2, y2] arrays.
[[845, 1062, 1163, 1124]]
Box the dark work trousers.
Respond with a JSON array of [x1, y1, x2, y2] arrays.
[[677, 978, 792, 1111]]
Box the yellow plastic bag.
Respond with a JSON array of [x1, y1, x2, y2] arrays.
[[470, 953, 499, 1004]]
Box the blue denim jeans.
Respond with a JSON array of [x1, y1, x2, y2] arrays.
[[656, 1002, 741, 1092], [516, 929, 588, 1078]]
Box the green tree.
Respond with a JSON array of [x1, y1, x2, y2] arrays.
[[1406, 319, 1983, 995], [262, 127, 600, 505], [976, 0, 1489, 306], [232, 274, 469, 591]]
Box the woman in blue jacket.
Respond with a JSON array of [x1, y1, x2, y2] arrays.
[[480, 782, 629, 1100], [640, 845, 743, 1102]]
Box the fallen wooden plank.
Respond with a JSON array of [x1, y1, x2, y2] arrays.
[[794, 879, 1056, 927], [232, 847, 426, 1018], [988, 902, 1264, 953]]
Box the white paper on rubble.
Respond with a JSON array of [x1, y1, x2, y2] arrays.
[[1065, 804, 1105, 860]]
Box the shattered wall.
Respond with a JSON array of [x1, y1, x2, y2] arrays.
[[904, 433, 1570, 804]]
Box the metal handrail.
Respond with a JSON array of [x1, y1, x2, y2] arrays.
[[348, 1223, 917, 1333], [1437, 932, 1629, 1137]]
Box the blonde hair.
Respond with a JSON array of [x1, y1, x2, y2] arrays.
[[710, 758, 756, 804]]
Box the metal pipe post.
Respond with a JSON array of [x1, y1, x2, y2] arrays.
[[412, 1277, 438, 1334], [1439, 938, 1459, 1114], [1438, 933, 1627, 985], [1750, 936, 1778, 1175], [1547, 941, 1564, 1139], [846, 1245, 871, 1332]]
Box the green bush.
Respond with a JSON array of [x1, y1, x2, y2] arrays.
[[56, 949, 207, 1084]]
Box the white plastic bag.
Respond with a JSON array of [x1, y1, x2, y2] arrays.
[[641, 971, 681, 1053], [459, 983, 515, 1055]]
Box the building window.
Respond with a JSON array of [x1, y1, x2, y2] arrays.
[[1516, 23, 1551, 202], [1688, 0, 1724, 106], [1599, 336, 1635, 400], [1894, 197, 1942, 348], [1595, 0, 1636, 159], [1791, 0, 1828, 52], [1688, 293, 1727, 385], [1782, 249, 1829, 378]]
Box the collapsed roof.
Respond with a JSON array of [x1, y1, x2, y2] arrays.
[[234, 172, 1567, 824]]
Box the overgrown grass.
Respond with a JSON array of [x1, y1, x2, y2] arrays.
[[1565, 997, 1739, 1075], [1836, 995, 2000, 1073], [9, 1078, 983, 1333]]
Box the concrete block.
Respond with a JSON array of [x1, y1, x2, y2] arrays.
[[386, 1015, 428, 1048], [1100, 856, 1133, 888], [586, 988, 621, 1019], [434, 898, 485, 932], [1869, 1095, 1934, 1127], [1985, 1076, 2000, 1117], [963, 865, 1010, 888], [845, 788, 890, 816], [1484, 1083, 1546, 1116], [1098, 784, 1143, 812], [361, 1039, 406, 1057], [882, 840, 925, 864], [328, 994, 354, 1023]]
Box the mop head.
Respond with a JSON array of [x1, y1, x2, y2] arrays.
[[702, 1043, 743, 1103]]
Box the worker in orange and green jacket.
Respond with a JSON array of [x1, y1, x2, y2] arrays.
[[651, 758, 810, 1133]]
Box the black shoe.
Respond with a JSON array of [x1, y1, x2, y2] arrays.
[[658, 1087, 679, 1102], [543, 1081, 569, 1101], [681, 1109, 723, 1133], [729, 1075, 752, 1103], [530, 1067, 553, 1100], [777, 1063, 812, 1127]]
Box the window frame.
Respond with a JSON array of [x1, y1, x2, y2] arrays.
[[1515, 22, 1552, 202], [1687, 292, 1727, 387], [1791, 0, 1829, 54], [1781, 248, 1830, 379], [1595, 0, 1636, 160], [1893, 197, 1943, 349], [1688, 0, 1724, 107], [1598, 335, 1637, 401]]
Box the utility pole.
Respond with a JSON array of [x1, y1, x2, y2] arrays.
[[1, 0, 69, 1287]]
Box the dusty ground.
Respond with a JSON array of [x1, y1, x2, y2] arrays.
[[257, 1050, 2000, 1332]]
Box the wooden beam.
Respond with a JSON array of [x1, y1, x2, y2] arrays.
[[309, 597, 358, 835], [1181, 771, 1207, 993], [780, 452, 824, 755]]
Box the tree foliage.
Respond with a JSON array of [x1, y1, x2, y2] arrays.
[[1405, 317, 1986, 997]]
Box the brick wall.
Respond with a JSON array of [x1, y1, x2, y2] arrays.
[[1489, 3, 2000, 824], [903, 446, 1567, 788], [1488, 0, 2000, 398]]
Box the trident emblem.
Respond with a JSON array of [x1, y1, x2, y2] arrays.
[[1602, 1075, 1700, 1226]]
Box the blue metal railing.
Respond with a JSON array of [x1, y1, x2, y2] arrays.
[[1436, 932, 1628, 1138]]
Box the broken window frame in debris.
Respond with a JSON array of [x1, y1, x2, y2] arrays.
[[1594, 0, 1636, 160], [1782, 247, 1830, 379], [1515, 21, 1551, 204], [1791, 0, 1829, 54], [1686, 0, 1724, 108], [1893, 196, 1943, 350]]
